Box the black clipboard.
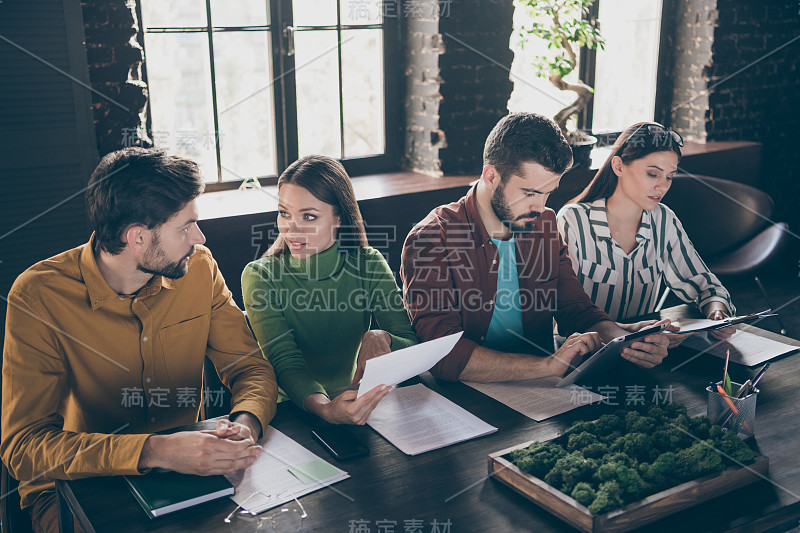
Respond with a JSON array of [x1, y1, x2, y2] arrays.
[[672, 309, 776, 333], [556, 323, 669, 387]]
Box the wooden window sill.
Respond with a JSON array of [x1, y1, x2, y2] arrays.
[[197, 140, 761, 221]]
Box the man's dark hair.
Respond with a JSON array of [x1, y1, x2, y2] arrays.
[[483, 112, 573, 179], [87, 148, 205, 254]]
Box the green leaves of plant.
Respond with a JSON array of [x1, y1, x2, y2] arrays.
[[516, 0, 605, 81], [724, 373, 733, 396]]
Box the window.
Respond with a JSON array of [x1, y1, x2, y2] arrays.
[[508, 0, 664, 138], [590, 0, 663, 132], [140, 0, 398, 189], [507, 1, 582, 133]]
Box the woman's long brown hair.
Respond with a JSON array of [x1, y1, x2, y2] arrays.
[[265, 155, 368, 257], [571, 122, 683, 205]]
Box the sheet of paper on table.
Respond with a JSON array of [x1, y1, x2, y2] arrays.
[[225, 426, 349, 514], [463, 377, 606, 421], [357, 332, 462, 398], [670, 310, 774, 333], [681, 329, 798, 366], [670, 317, 728, 333], [366, 383, 497, 455]]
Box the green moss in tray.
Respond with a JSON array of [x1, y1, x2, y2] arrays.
[[509, 403, 755, 514]]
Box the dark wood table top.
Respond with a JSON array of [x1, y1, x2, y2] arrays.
[[57, 308, 800, 533]]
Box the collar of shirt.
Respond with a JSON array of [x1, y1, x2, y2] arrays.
[[464, 185, 493, 248], [588, 199, 653, 247], [80, 233, 176, 310]]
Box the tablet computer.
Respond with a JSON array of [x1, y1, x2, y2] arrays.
[[556, 323, 669, 387]]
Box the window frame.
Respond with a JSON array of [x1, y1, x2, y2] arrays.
[[577, 0, 671, 145], [138, 0, 402, 191]]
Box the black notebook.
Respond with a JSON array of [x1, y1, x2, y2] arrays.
[[124, 469, 234, 518]]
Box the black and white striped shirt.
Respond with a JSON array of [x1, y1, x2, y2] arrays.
[[556, 199, 735, 321]]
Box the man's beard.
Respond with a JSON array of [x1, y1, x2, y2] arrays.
[[490, 183, 541, 233], [138, 232, 194, 279]]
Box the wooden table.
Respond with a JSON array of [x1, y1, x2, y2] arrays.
[[56, 312, 800, 533]]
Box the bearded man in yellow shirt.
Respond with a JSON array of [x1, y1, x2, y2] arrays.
[[1, 148, 278, 532]]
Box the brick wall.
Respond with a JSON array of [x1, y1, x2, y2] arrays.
[[670, 0, 717, 141], [437, 0, 515, 175], [707, 0, 800, 233], [81, 0, 149, 157], [403, 0, 515, 177], [404, 0, 444, 176]]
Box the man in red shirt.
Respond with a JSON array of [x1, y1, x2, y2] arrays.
[[401, 113, 669, 382]]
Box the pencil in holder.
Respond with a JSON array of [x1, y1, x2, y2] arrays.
[[707, 381, 758, 440]]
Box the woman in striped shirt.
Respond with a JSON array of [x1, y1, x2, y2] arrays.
[[556, 122, 736, 342]]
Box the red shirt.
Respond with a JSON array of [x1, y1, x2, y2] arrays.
[[400, 185, 611, 380]]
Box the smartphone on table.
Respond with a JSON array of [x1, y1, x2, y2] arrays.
[[311, 424, 369, 461]]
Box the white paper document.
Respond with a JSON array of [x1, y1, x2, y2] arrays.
[[670, 317, 726, 333], [226, 427, 349, 514], [366, 383, 497, 455], [357, 332, 463, 398], [681, 329, 798, 366], [463, 377, 605, 421]]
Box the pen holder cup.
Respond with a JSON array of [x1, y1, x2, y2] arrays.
[[707, 382, 758, 440]]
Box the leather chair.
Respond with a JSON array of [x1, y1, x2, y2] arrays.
[[1, 459, 33, 533], [202, 355, 233, 420], [663, 174, 789, 276], [1, 358, 34, 533], [662, 173, 790, 331], [199, 308, 251, 420]]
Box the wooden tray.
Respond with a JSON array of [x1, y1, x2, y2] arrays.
[[488, 440, 769, 533]]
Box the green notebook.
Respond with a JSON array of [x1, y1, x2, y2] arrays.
[[124, 469, 234, 518]]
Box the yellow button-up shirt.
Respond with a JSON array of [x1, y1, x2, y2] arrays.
[[1, 238, 278, 507]]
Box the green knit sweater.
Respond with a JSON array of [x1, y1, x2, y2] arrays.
[[242, 243, 418, 409]]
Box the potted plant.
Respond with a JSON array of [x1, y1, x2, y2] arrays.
[[517, 0, 605, 167]]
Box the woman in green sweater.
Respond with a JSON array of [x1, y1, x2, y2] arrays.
[[242, 155, 418, 424]]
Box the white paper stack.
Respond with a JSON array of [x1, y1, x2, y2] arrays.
[[681, 330, 798, 366], [464, 377, 605, 421], [226, 427, 349, 514], [366, 383, 498, 455]]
